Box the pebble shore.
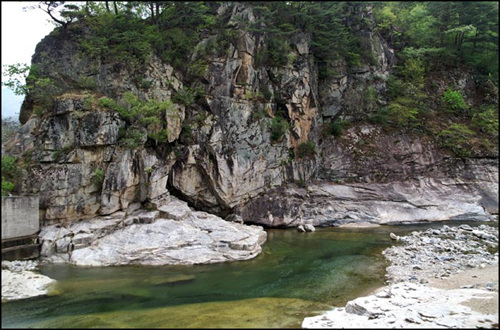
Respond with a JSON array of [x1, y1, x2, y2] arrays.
[[302, 223, 499, 328]]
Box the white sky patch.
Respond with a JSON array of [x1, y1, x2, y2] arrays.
[[1, 1, 54, 118], [1, 1, 54, 69]]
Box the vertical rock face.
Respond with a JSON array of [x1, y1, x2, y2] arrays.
[[12, 94, 176, 224], [319, 5, 395, 121], [5, 1, 497, 227]]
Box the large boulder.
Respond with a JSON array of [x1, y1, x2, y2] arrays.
[[39, 197, 267, 266]]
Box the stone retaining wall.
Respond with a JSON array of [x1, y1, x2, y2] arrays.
[[1, 196, 39, 240]]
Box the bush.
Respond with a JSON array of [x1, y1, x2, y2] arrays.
[[387, 97, 419, 127], [270, 117, 289, 142], [326, 120, 344, 137], [2, 179, 15, 196], [91, 168, 105, 190], [172, 86, 203, 106], [438, 123, 476, 157], [368, 107, 390, 126], [149, 129, 169, 144], [259, 84, 273, 102], [297, 141, 316, 159], [98, 97, 118, 110], [471, 106, 498, 137], [77, 76, 97, 90], [2, 155, 19, 195], [442, 88, 467, 113], [397, 58, 425, 88], [119, 127, 145, 149]]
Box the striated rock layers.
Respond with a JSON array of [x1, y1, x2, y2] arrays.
[[302, 224, 499, 328], [3, 1, 498, 233]]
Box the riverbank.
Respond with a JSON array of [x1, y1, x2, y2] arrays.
[[302, 223, 499, 328]]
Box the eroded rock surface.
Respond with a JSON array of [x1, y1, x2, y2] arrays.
[[240, 178, 497, 227], [39, 196, 267, 266]]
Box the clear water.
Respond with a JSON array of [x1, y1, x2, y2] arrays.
[[1, 221, 493, 328]]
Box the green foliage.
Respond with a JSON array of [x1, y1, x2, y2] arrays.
[[52, 146, 72, 161], [368, 107, 390, 126], [442, 88, 468, 113], [471, 106, 499, 137], [1, 155, 19, 196], [374, 1, 499, 82], [3, 63, 58, 112], [363, 86, 378, 112], [188, 59, 209, 79], [438, 123, 476, 157], [79, 13, 155, 66], [396, 58, 426, 89], [2, 179, 15, 196], [172, 86, 204, 106], [270, 117, 289, 142], [91, 168, 105, 190], [2, 155, 18, 177], [326, 120, 346, 137], [76, 76, 97, 90], [297, 141, 316, 159], [101, 92, 175, 146], [346, 51, 363, 68], [120, 92, 174, 144], [180, 123, 194, 143], [387, 97, 419, 127], [385, 76, 405, 100], [119, 127, 144, 149], [2, 63, 30, 95], [148, 129, 169, 144], [259, 85, 273, 102], [250, 108, 268, 122], [98, 97, 117, 110]]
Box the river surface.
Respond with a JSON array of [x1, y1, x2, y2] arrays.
[[1, 220, 493, 328]]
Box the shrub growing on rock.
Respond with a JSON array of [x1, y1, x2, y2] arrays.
[[442, 88, 467, 114], [297, 141, 316, 159], [270, 117, 289, 142]]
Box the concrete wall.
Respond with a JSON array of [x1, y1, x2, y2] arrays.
[[2, 196, 39, 240]]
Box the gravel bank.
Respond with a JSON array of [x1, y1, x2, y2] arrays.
[[303, 223, 499, 328]]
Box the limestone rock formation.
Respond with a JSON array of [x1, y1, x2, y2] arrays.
[[39, 196, 267, 266], [238, 176, 497, 227], [3, 1, 498, 230]]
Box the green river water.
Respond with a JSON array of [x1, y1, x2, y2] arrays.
[[1, 221, 493, 328]]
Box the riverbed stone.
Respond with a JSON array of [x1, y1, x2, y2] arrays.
[[2, 269, 57, 302], [38, 196, 267, 267], [302, 224, 499, 329]]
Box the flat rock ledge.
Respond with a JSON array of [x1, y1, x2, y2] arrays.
[[302, 224, 499, 328], [2, 260, 57, 302], [39, 196, 267, 266]]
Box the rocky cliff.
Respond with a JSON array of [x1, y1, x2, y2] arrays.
[[4, 2, 498, 230]]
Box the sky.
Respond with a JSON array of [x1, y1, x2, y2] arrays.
[[1, 1, 54, 119]]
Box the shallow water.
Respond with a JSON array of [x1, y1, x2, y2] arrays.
[[1, 220, 494, 328]]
